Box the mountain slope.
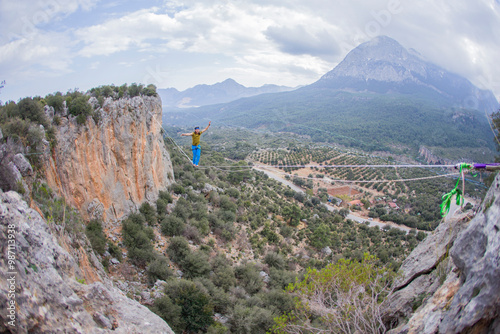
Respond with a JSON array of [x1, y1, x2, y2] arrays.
[[158, 78, 294, 109]]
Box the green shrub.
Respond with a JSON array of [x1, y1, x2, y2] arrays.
[[156, 198, 167, 216], [160, 215, 185, 236], [141, 84, 157, 96], [85, 219, 107, 255], [68, 96, 92, 124], [264, 252, 286, 270], [260, 289, 294, 314], [167, 236, 191, 264], [194, 277, 232, 314], [45, 93, 64, 112], [171, 183, 185, 195], [158, 190, 173, 203], [235, 263, 263, 294], [121, 213, 155, 266], [18, 97, 49, 127], [182, 251, 211, 279], [151, 295, 183, 332], [159, 279, 214, 333], [173, 198, 192, 220], [207, 323, 229, 334], [268, 268, 297, 290], [146, 256, 173, 284], [139, 202, 157, 226], [128, 83, 143, 97], [108, 241, 122, 261], [229, 303, 275, 334], [211, 265, 236, 292]]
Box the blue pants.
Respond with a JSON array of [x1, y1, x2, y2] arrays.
[[192, 145, 201, 166]]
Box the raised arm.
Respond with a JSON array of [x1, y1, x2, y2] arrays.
[[201, 121, 211, 133], [181, 132, 193, 137]]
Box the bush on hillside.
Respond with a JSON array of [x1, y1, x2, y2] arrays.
[[85, 219, 107, 255], [146, 256, 173, 285], [68, 96, 92, 125], [121, 213, 156, 266], [153, 279, 214, 333]]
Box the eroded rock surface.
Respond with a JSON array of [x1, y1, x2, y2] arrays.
[[44, 95, 173, 223], [0, 191, 174, 334]]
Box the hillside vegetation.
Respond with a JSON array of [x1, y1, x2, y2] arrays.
[[109, 142, 424, 333]]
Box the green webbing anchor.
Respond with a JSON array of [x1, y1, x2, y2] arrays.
[[440, 163, 473, 217]]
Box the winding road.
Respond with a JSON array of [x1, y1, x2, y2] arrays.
[[254, 166, 449, 234]]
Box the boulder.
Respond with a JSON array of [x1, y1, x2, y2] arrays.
[[12, 154, 33, 176], [321, 246, 332, 256]]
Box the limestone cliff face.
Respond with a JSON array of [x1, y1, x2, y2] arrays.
[[44, 95, 173, 223], [386, 173, 500, 333]]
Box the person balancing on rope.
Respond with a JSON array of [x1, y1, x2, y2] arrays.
[[181, 121, 211, 166]]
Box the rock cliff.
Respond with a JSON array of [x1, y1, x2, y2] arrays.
[[44, 95, 174, 223], [386, 173, 500, 333], [0, 191, 174, 333]]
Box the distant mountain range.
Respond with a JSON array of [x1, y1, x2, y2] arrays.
[[158, 79, 295, 110], [163, 36, 499, 159]]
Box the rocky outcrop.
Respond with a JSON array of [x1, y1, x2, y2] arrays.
[[418, 146, 454, 165], [44, 95, 174, 223], [438, 175, 500, 333], [384, 206, 469, 330], [0, 191, 174, 333], [386, 173, 500, 333]]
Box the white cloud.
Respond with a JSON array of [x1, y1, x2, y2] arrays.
[[1, 0, 499, 101]]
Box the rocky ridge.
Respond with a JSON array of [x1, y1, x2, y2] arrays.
[[0, 191, 174, 333]]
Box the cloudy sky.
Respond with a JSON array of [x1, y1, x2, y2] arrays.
[[1, 0, 499, 103]]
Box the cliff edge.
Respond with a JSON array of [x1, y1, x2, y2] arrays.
[[44, 95, 173, 223]]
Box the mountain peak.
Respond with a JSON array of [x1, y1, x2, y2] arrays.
[[319, 35, 420, 82], [313, 36, 498, 113]]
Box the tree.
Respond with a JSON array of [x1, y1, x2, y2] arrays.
[[182, 251, 211, 279], [18, 97, 49, 127], [163, 279, 214, 333], [121, 213, 156, 266], [282, 204, 301, 227], [139, 202, 157, 226], [229, 303, 275, 334], [167, 236, 191, 263], [161, 215, 185, 236], [308, 223, 331, 249], [339, 208, 350, 218], [68, 96, 92, 124], [151, 295, 183, 332], [146, 256, 173, 284], [271, 254, 394, 334]]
